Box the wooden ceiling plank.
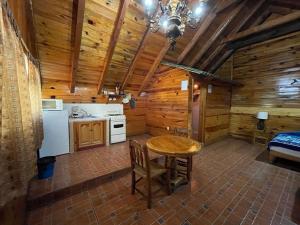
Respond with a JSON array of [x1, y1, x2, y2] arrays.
[[70, 0, 85, 93], [177, 13, 216, 64], [97, 0, 131, 94], [224, 11, 300, 43], [201, 0, 267, 71], [138, 43, 170, 95], [121, 26, 150, 90], [188, 1, 245, 67]]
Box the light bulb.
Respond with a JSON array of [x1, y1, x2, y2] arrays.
[[195, 6, 203, 15], [144, 0, 153, 7], [162, 20, 168, 29]]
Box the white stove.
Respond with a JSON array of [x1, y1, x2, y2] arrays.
[[107, 113, 126, 144]]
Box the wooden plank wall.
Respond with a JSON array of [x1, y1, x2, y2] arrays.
[[145, 69, 190, 136], [42, 81, 146, 137], [205, 85, 232, 144], [230, 31, 300, 140]]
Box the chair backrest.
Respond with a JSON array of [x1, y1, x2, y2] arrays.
[[129, 140, 150, 171]]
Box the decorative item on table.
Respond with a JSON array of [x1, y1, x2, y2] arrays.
[[256, 112, 268, 130], [143, 0, 208, 50]]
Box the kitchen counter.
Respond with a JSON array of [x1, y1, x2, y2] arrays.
[[69, 117, 110, 153]]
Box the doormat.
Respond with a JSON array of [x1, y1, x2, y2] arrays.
[[255, 151, 300, 173]]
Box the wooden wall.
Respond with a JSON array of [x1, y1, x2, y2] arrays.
[[205, 85, 232, 144], [145, 69, 190, 136], [230, 31, 300, 140]]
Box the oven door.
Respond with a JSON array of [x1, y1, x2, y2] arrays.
[[110, 120, 126, 135]]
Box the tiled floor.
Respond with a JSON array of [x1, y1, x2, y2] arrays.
[[27, 137, 300, 225], [28, 134, 156, 202]]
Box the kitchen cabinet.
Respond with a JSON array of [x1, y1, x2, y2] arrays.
[[74, 120, 106, 151]]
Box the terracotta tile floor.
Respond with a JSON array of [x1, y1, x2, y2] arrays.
[[27, 137, 300, 225], [28, 134, 156, 201]]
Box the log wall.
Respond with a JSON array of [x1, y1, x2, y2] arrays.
[[230, 31, 300, 140]]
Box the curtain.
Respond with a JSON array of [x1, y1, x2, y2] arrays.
[[0, 3, 43, 207]]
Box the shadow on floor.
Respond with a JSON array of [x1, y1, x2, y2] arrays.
[[255, 151, 300, 172]]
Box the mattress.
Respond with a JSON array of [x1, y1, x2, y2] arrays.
[[268, 132, 300, 152], [270, 146, 300, 158]]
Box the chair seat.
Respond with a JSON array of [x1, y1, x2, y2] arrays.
[[134, 161, 167, 178]]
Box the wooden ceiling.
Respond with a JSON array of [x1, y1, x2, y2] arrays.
[[31, 0, 300, 94]]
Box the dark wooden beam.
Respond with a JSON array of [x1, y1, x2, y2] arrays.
[[209, 49, 234, 73], [188, 1, 245, 67], [97, 0, 130, 94], [121, 26, 150, 90], [224, 11, 300, 43], [138, 43, 170, 95], [215, 0, 242, 14], [70, 0, 85, 93], [201, 0, 267, 71], [177, 13, 216, 64]]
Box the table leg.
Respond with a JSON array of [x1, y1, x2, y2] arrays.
[[168, 156, 189, 191]]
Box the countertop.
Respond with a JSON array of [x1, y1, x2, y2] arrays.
[[68, 116, 109, 122]]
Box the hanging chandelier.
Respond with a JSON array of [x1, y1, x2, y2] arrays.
[[143, 0, 207, 50]]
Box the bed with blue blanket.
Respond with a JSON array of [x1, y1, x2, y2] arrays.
[[268, 132, 300, 163]]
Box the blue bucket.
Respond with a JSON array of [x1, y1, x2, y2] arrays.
[[37, 156, 56, 179]]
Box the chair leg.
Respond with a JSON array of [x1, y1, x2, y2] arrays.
[[131, 171, 136, 194], [164, 156, 169, 168], [166, 168, 171, 195], [147, 178, 152, 209], [187, 157, 192, 182]]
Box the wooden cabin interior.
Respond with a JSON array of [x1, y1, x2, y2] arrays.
[[0, 0, 300, 224]]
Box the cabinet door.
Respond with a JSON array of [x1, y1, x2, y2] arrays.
[[91, 121, 105, 145], [77, 122, 92, 148]]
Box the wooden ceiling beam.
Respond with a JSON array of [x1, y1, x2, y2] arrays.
[[224, 11, 300, 43], [138, 43, 170, 95], [70, 0, 85, 93], [121, 26, 150, 90], [177, 13, 216, 64], [188, 0, 245, 67], [201, 0, 267, 71], [215, 0, 242, 14], [97, 0, 130, 94]]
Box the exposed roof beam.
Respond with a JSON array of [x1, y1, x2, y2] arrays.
[[201, 0, 267, 70], [177, 13, 216, 64], [138, 43, 170, 95], [97, 0, 130, 94], [161, 61, 242, 86], [209, 49, 234, 73], [215, 0, 242, 14], [188, 1, 245, 67], [121, 26, 150, 90], [70, 0, 85, 93], [224, 11, 300, 43], [177, 0, 234, 64]]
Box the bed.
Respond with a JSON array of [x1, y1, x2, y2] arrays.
[[268, 132, 300, 163]]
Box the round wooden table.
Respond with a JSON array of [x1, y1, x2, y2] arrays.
[[146, 135, 201, 189]]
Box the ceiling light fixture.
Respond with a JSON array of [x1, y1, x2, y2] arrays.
[[143, 0, 207, 50]]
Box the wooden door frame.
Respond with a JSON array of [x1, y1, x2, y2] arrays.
[[188, 75, 207, 145]]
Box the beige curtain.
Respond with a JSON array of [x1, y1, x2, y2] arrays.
[[0, 3, 43, 207]]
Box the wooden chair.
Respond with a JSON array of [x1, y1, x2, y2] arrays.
[[129, 140, 171, 209], [165, 128, 193, 181]]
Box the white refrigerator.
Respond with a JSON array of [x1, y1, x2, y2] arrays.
[[39, 110, 70, 157]]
